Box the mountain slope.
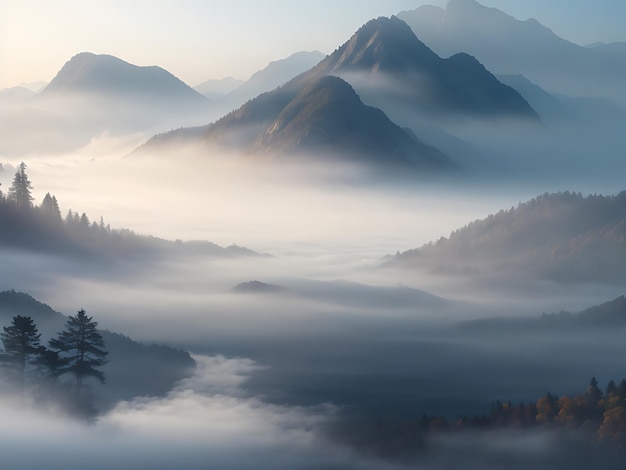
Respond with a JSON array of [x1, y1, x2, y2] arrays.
[[227, 50, 325, 106], [42, 52, 207, 106], [145, 75, 453, 171], [398, 0, 626, 103], [497, 74, 570, 121], [390, 191, 626, 283], [193, 76, 244, 99], [294, 16, 538, 120]]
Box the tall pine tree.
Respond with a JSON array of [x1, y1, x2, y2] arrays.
[[49, 309, 108, 392], [7, 162, 34, 210], [0, 315, 44, 390]]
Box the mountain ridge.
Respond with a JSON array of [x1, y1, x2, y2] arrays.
[[390, 191, 626, 283], [397, 0, 626, 103], [293, 16, 539, 120]]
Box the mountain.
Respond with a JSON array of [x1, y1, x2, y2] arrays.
[[18, 81, 48, 93], [194, 76, 244, 99], [1, 52, 216, 155], [397, 0, 626, 104], [142, 75, 453, 172], [576, 296, 626, 325], [0, 290, 196, 409], [496, 74, 570, 122], [232, 279, 446, 310], [293, 16, 538, 121], [460, 296, 626, 333], [42, 52, 208, 106], [0, 86, 36, 105], [390, 191, 626, 283], [226, 51, 325, 107], [139, 16, 538, 169], [232, 281, 285, 294]]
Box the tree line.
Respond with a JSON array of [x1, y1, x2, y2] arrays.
[[0, 309, 107, 419], [0, 162, 150, 257], [343, 377, 626, 456]]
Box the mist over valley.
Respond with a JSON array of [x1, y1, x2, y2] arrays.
[[1, 1, 626, 468]]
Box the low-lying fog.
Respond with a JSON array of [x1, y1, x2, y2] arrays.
[[1, 134, 625, 467], [6, 355, 623, 470]]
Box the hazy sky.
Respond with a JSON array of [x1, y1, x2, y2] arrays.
[[1, 0, 624, 90]]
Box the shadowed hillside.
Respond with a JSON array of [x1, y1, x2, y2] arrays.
[[390, 191, 626, 283]]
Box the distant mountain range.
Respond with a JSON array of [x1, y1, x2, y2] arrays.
[[140, 15, 541, 172], [390, 191, 626, 283], [232, 278, 446, 310], [0, 86, 37, 105], [0, 52, 215, 155], [226, 50, 325, 106], [194, 76, 244, 99], [42, 52, 208, 107], [459, 295, 626, 333], [398, 0, 626, 104]]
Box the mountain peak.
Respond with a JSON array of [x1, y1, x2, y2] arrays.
[[446, 0, 483, 11], [324, 16, 439, 73], [42, 52, 206, 104], [251, 75, 453, 169]]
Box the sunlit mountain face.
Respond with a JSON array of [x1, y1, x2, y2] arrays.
[[1, 1, 626, 469]]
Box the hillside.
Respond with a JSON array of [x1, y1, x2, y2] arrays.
[[390, 191, 626, 283], [0, 175, 262, 262], [0, 290, 196, 409]]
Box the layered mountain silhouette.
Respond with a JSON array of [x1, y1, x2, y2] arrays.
[[496, 74, 570, 122], [194, 76, 243, 99], [0, 86, 37, 105], [42, 52, 207, 107], [398, 0, 626, 104], [459, 295, 626, 333], [292, 16, 538, 120], [142, 75, 453, 171], [390, 191, 626, 283], [226, 50, 325, 107], [1, 52, 215, 155], [140, 16, 543, 170]]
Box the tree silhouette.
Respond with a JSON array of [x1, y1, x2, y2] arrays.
[[49, 309, 108, 392], [0, 315, 44, 390], [7, 162, 34, 210], [39, 192, 62, 225]]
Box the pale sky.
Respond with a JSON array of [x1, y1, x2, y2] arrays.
[[1, 0, 624, 90]]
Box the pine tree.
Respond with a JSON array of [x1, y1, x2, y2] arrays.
[[0, 316, 44, 390], [7, 162, 34, 210], [40, 192, 62, 224], [49, 309, 108, 392]]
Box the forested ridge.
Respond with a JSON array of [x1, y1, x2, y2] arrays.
[[392, 191, 626, 283], [0, 162, 260, 259]]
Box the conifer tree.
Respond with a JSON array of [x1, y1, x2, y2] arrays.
[[0, 316, 44, 389], [49, 309, 108, 392], [40, 192, 62, 224], [7, 162, 34, 210]]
